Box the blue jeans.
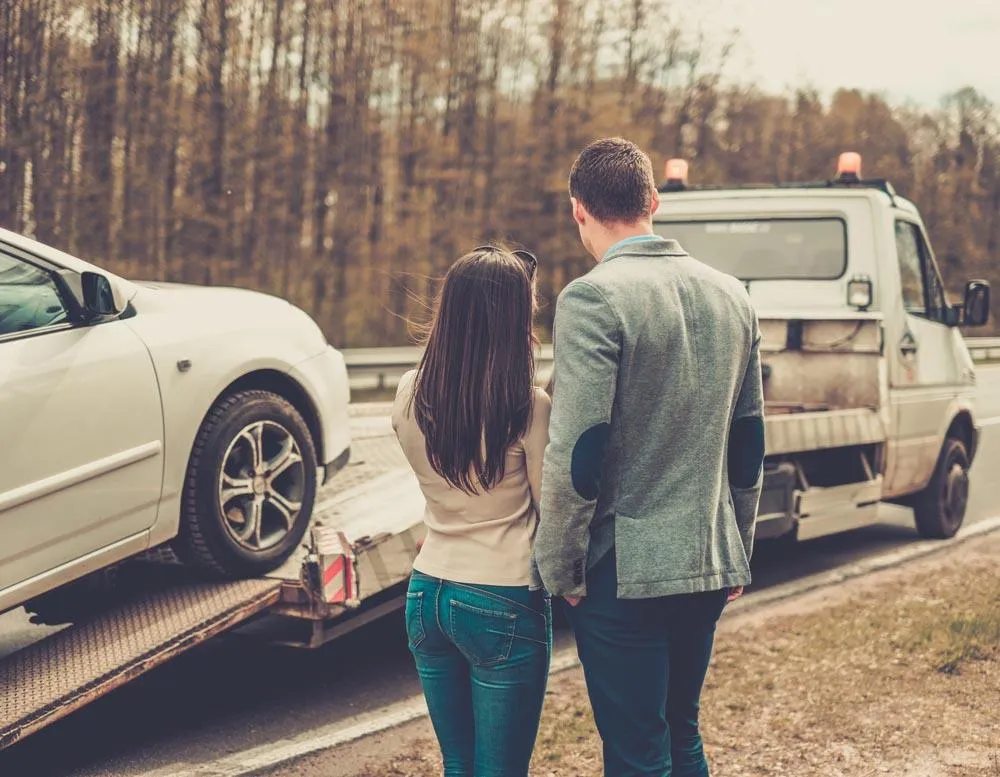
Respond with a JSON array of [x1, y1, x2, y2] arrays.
[[567, 551, 728, 777], [405, 571, 552, 777]]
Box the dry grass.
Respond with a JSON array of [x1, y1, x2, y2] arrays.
[[288, 545, 1000, 777], [704, 554, 1000, 777]]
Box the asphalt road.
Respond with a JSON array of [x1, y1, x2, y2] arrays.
[[1, 367, 999, 777]]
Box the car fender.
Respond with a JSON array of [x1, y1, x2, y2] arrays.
[[124, 288, 330, 546]]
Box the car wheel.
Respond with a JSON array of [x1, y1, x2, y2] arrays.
[[911, 437, 969, 540], [173, 390, 318, 577]]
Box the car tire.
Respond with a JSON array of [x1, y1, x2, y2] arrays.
[[911, 437, 970, 540], [172, 390, 318, 577]]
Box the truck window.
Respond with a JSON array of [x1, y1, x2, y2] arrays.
[[653, 218, 846, 281], [894, 221, 947, 319]]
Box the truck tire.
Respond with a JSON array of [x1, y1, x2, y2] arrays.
[[172, 390, 318, 577], [910, 437, 970, 540]]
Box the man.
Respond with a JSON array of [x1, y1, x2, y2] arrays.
[[534, 137, 764, 777]]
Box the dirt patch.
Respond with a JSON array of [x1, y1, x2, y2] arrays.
[[269, 533, 1000, 777]]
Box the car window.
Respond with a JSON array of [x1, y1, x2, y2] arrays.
[[894, 221, 926, 315], [0, 253, 70, 336]]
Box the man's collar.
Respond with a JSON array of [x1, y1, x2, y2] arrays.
[[602, 235, 686, 263]]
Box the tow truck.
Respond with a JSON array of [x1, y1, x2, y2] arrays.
[[654, 152, 990, 543]]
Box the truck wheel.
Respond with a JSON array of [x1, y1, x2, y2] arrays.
[[173, 390, 318, 577], [911, 437, 969, 540]]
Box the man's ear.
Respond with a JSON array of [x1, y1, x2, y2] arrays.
[[649, 189, 660, 216], [571, 196, 587, 227]]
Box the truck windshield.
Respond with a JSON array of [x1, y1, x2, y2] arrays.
[[653, 217, 847, 281]]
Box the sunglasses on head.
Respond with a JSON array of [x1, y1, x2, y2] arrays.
[[474, 245, 538, 277]]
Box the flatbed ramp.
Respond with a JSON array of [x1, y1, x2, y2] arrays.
[[0, 426, 424, 753], [0, 578, 281, 749]]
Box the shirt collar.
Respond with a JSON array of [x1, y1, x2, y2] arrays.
[[602, 234, 663, 262]]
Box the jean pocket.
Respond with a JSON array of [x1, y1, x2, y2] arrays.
[[405, 591, 426, 650], [448, 599, 518, 667]]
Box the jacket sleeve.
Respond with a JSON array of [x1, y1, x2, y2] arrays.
[[728, 317, 765, 562], [524, 389, 552, 511], [535, 281, 621, 598]]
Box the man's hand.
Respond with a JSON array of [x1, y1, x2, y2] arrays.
[[726, 586, 744, 603], [564, 595, 583, 607]]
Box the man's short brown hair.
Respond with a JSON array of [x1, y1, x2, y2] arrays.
[[568, 137, 656, 225]]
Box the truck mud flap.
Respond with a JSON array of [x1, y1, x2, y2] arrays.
[[0, 578, 281, 751]]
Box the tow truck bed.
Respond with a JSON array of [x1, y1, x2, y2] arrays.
[[0, 578, 281, 749], [0, 428, 426, 751]]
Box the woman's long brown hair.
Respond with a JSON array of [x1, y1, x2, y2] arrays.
[[412, 245, 537, 494]]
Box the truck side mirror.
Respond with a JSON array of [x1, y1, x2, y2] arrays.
[[963, 280, 990, 327]]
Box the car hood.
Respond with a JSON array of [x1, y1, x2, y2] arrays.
[[133, 280, 296, 313], [128, 281, 328, 357], [136, 279, 276, 296]]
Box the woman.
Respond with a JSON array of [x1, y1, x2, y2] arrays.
[[392, 244, 552, 777]]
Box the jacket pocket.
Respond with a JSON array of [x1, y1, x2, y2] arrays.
[[405, 591, 426, 650], [614, 512, 701, 585], [448, 599, 518, 667]]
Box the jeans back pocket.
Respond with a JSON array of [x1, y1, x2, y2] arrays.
[[448, 600, 518, 667], [405, 591, 426, 651]]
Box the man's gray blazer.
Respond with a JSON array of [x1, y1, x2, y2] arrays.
[[534, 236, 764, 599]]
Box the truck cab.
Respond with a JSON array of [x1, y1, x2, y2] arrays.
[[653, 153, 991, 542]]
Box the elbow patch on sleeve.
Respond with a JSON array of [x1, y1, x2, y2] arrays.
[[729, 416, 764, 488], [571, 423, 610, 501]]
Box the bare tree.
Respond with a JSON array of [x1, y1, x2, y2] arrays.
[[2, 0, 998, 342]]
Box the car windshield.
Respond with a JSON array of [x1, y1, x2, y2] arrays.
[[653, 217, 847, 281]]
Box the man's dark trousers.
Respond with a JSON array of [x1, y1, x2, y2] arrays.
[[567, 551, 728, 777]]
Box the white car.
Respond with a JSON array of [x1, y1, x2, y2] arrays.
[[0, 228, 351, 621]]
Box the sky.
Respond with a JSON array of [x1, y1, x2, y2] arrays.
[[697, 0, 1000, 107]]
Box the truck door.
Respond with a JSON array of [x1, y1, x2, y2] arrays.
[[885, 219, 962, 497]]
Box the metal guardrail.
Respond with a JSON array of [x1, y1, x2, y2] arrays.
[[966, 337, 1000, 363], [345, 338, 1000, 391], [344, 345, 554, 391]]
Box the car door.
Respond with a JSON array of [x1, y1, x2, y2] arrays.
[[885, 219, 961, 496], [0, 248, 164, 598]]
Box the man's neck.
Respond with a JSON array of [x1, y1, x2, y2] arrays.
[[592, 222, 655, 262]]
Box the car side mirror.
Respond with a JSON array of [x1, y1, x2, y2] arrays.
[[963, 280, 990, 328], [52, 269, 125, 324], [81, 271, 123, 318]]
